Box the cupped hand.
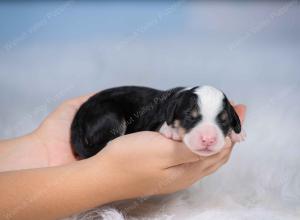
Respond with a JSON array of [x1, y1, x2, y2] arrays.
[[92, 104, 246, 200], [33, 94, 93, 166]]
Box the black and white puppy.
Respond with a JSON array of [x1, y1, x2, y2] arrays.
[[71, 86, 245, 159]]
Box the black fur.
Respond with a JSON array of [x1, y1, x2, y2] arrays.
[[216, 95, 242, 136], [71, 86, 184, 158], [166, 87, 201, 132]]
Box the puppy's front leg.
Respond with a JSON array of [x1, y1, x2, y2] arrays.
[[159, 122, 182, 141]]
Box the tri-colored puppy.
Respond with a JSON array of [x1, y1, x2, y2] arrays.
[[71, 86, 245, 159]]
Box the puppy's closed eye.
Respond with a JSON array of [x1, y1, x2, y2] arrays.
[[185, 109, 201, 121], [191, 109, 199, 118], [219, 111, 229, 123]]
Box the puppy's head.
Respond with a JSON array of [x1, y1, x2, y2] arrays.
[[166, 86, 241, 156]]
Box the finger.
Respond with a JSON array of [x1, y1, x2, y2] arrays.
[[53, 93, 95, 120], [230, 100, 236, 105], [233, 104, 247, 124], [223, 136, 234, 149], [67, 93, 95, 107], [173, 146, 233, 183], [160, 139, 201, 168], [123, 132, 200, 168]]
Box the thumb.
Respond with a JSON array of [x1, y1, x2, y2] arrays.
[[233, 104, 246, 124]]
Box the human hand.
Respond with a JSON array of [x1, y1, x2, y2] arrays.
[[33, 94, 93, 166], [92, 104, 246, 201], [0, 95, 95, 171]]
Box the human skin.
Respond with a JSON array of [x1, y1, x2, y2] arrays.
[[0, 95, 246, 220]]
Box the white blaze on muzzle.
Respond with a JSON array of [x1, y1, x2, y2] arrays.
[[183, 122, 225, 156]]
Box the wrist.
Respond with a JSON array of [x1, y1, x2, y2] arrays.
[[84, 153, 134, 205], [0, 132, 48, 172]]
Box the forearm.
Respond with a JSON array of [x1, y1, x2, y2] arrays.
[[0, 133, 48, 172], [0, 157, 116, 220]]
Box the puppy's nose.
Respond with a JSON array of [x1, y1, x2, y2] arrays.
[[200, 135, 217, 147]]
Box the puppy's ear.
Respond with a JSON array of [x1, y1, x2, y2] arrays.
[[166, 100, 177, 126], [222, 95, 241, 134], [228, 103, 241, 134]]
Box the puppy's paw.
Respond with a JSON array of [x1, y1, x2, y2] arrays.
[[230, 129, 246, 142], [159, 123, 173, 139], [159, 123, 182, 141], [171, 129, 182, 141]]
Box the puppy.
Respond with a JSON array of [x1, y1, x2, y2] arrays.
[[71, 86, 245, 159]]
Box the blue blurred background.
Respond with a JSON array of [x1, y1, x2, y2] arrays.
[[0, 1, 299, 138]]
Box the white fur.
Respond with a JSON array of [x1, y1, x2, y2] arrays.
[[159, 122, 179, 140], [194, 85, 224, 122], [183, 86, 226, 156]]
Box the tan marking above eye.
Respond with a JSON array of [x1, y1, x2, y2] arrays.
[[191, 109, 199, 118], [220, 111, 228, 121], [174, 120, 180, 128], [178, 127, 186, 137]]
